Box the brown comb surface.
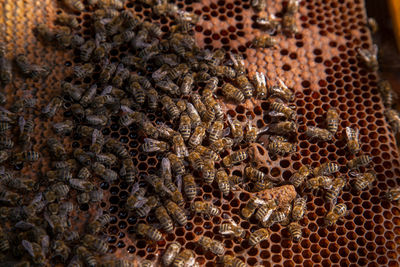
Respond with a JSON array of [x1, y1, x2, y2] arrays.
[[1, 0, 400, 266]]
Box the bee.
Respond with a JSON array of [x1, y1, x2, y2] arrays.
[[105, 139, 129, 159], [188, 124, 206, 148], [51, 182, 70, 198], [69, 103, 85, 121], [186, 103, 202, 128], [0, 226, 9, 252], [142, 21, 162, 38], [254, 198, 278, 224], [367, 17, 378, 33], [256, 13, 281, 34], [15, 54, 50, 79], [137, 223, 163, 242], [156, 79, 179, 96], [191, 201, 220, 217], [222, 83, 245, 103], [245, 166, 266, 182], [253, 180, 274, 192], [89, 190, 103, 203], [204, 76, 219, 93], [68, 178, 94, 192], [227, 52, 245, 76], [178, 113, 191, 141], [313, 162, 339, 176], [305, 176, 333, 191], [195, 145, 219, 161], [62, 0, 84, 11], [219, 214, 246, 239], [325, 176, 347, 205], [385, 186, 400, 202], [173, 134, 189, 158], [221, 255, 246, 267], [76, 246, 97, 267], [56, 12, 79, 28], [21, 240, 45, 265], [209, 137, 233, 154], [269, 101, 296, 120], [145, 88, 159, 110], [191, 93, 207, 118], [265, 121, 297, 136], [13, 151, 40, 163], [267, 78, 295, 101], [183, 174, 197, 200], [251, 0, 266, 11], [216, 169, 230, 196], [248, 228, 269, 246], [198, 236, 224, 255], [347, 155, 371, 170], [125, 184, 147, 211], [357, 44, 378, 71], [167, 153, 185, 176], [352, 171, 376, 192], [325, 203, 347, 226], [325, 108, 339, 135], [166, 200, 187, 226], [241, 196, 265, 219], [251, 72, 267, 99], [252, 35, 277, 48], [267, 137, 297, 156], [160, 96, 180, 120], [208, 120, 224, 144], [282, 12, 298, 36], [34, 23, 56, 43], [287, 222, 302, 242], [343, 127, 360, 155], [0, 187, 22, 205], [73, 63, 94, 78], [72, 148, 90, 166], [94, 152, 116, 167], [52, 120, 74, 135], [227, 115, 243, 144], [112, 64, 130, 88], [162, 241, 181, 266], [42, 96, 63, 118], [266, 204, 292, 227], [62, 82, 83, 102], [82, 234, 109, 254], [93, 162, 118, 182], [222, 150, 248, 167], [305, 126, 334, 142], [142, 138, 170, 153], [44, 213, 66, 236], [59, 201, 74, 216], [235, 75, 254, 99], [0, 49, 12, 86], [0, 151, 9, 163], [202, 159, 216, 184], [385, 108, 400, 134], [180, 73, 194, 95], [155, 206, 174, 233], [173, 249, 196, 267], [0, 136, 13, 149], [291, 196, 307, 221], [71, 34, 85, 48], [377, 80, 394, 107]]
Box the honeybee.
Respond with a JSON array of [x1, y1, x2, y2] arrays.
[[265, 121, 296, 136], [267, 137, 297, 156], [248, 228, 269, 246], [167, 153, 185, 176], [13, 151, 40, 164], [34, 23, 56, 43], [0, 48, 12, 86], [306, 176, 333, 191], [15, 54, 50, 79], [253, 180, 274, 192], [70, 103, 85, 121], [0, 187, 22, 206], [212, 65, 236, 79], [220, 214, 246, 238], [161, 96, 180, 120], [195, 145, 219, 161], [112, 64, 130, 88], [266, 204, 292, 227], [0, 136, 13, 149], [357, 44, 378, 71], [241, 196, 265, 219], [155, 206, 174, 233], [51, 240, 70, 262], [202, 159, 216, 184], [163, 242, 181, 266], [325, 203, 347, 226], [73, 63, 94, 78], [221, 255, 246, 267], [252, 35, 277, 48], [287, 222, 302, 242], [251, 72, 267, 99], [251, 0, 266, 11], [179, 113, 191, 141], [291, 196, 307, 221], [188, 151, 204, 172], [216, 169, 230, 196], [222, 150, 248, 167], [186, 103, 202, 128], [82, 234, 109, 254], [125, 184, 147, 211], [352, 171, 376, 192], [0, 226, 9, 252], [385, 186, 400, 202], [343, 127, 360, 155], [69, 179, 95, 192], [204, 76, 219, 93], [305, 126, 334, 142], [269, 101, 296, 120], [94, 153, 117, 167], [79, 84, 97, 108], [385, 108, 400, 134], [326, 108, 339, 135], [62, 0, 84, 11], [93, 162, 118, 182], [208, 120, 224, 144], [0, 151, 9, 164], [105, 139, 129, 159], [44, 213, 66, 236], [72, 148, 90, 166], [173, 249, 196, 267], [173, 134, 189, 158], [222, 83, 245, 103], [256, 13, 281, 34], [377, 80, 395, 107], [188, 124, 206, 147], [255, 199, 278, 223], [42, 96, 63, 118], [137, 223, 163, 242], [62, 82, 83, 102], [78, 39, 95, 61], [325, 176, 347, 205], [191, 93, 207, 118], [183, 174, 197, 200], [245, 166, 266, 182], [179, 73, 194, 95], [165, 200, 187, 226], [227, 115, 243, 144], [56, 12, 79, 28], [209, 136, 233, 154], [235, 75, 254, 99], [198, 236, 224, 255], [21, 240, 45, 265], [191, 201, 220, 217], [142, 138, 170, 153], [76, 246, 97, 267], [313, 162, 339, 176], [52, 120, 74, 135], [282, 13, 298, 36], [51, 182, 70, 198], [346, 155, 371, 170]]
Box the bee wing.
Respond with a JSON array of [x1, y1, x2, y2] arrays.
[[22, 240, 35, 258], [277, 77, 289, 90], [222, 126, 230, 137], [18, 116, 26, 133], [176, 175, 182, 192], [32, 192, 43, 204], [120, 105, 134, 113], [262, 209, 274, 222], [161, 157, 171, 175], [268, 110, 285, 117], [44, 212, 54, 228], [131, 182, 140, 195], [254, 197, 266, 205], [219, 228, 235, 235], [15, 221, 35, 230], [41, 235, 50, 255], [92, 129, 101, 145], [348, 171, 362, 178], [372, 44, 378, 56]]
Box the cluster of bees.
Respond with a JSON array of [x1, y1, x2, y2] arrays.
[[0, 0, 399, 266]]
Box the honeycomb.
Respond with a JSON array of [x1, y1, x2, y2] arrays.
[[1, 0, 400, 266]]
